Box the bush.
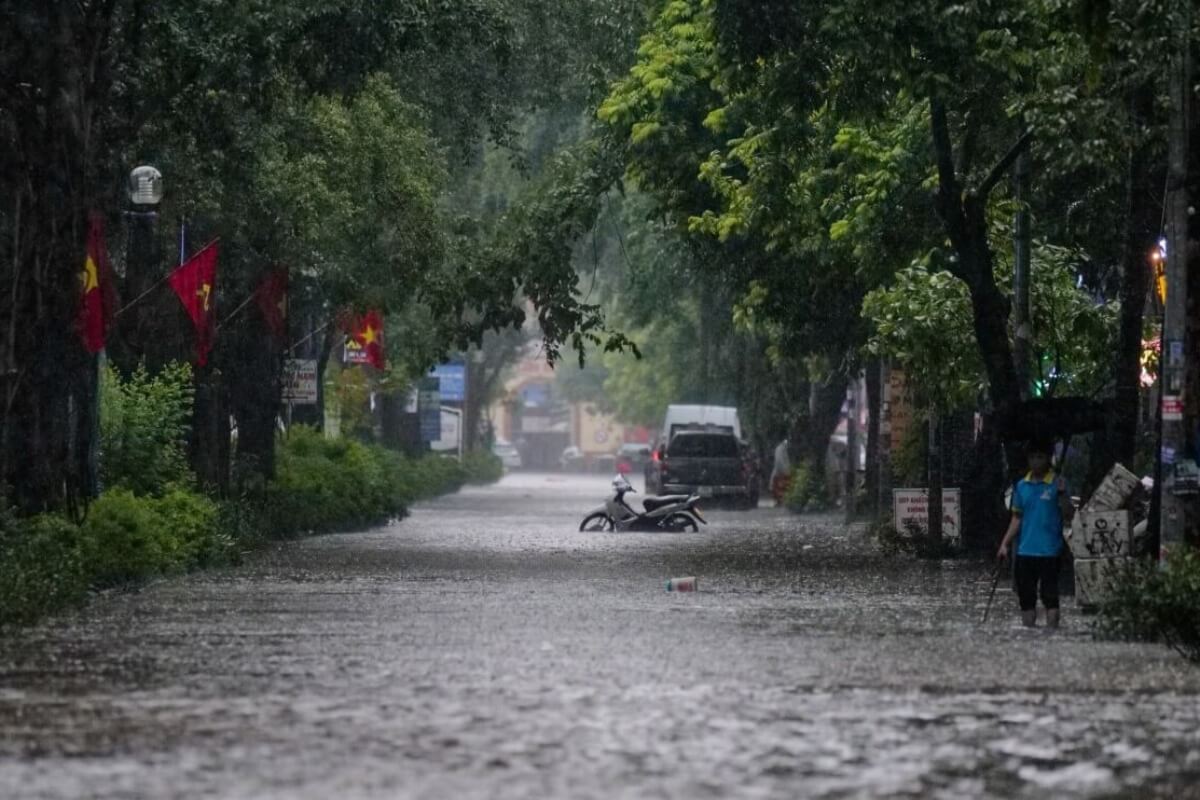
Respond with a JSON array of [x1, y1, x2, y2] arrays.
[[100, 362, 195, 494], [461, 451, 503, 484], [79, 486, 233, 586], [0, 510, 89, 625], [262, 428, 479, 536], [81, 489, 182, 585], [1094, 550, 1200, 664], [267, 427, 410, 536], [150, 487, 230, 568], [783, 463, 831, 512], [412, 454, 466, 498]]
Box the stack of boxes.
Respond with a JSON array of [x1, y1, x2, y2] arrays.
[[1070, 463, 1142, 609]]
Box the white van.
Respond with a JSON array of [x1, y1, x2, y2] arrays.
[[659, 405, 742, 444]]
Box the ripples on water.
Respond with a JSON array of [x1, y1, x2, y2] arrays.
[[1, 474, 1198, 799]]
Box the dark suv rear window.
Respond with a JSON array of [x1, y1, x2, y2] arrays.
[[668, 433, 739, 458]]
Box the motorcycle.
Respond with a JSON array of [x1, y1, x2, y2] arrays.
[[579, 475, 707, 532]]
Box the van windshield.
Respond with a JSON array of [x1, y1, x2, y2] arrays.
[[668, 433, 739, 458]]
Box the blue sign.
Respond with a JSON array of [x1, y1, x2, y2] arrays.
[[521, 382, 550, 409], [430, 362, 466, 403]]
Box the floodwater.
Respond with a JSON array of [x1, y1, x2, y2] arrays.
[[1, 473, 1198, 799]]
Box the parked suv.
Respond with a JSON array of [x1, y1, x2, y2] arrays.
[[647, 428, 757, 508]]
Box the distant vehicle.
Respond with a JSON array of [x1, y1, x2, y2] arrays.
[[592, 453, 617, 475], [492, 440, 522, 469], [659, 404, 742, 445], [616, 443, 651, 475], [559, 445, 584, 471], [648, 429, 756, 509]]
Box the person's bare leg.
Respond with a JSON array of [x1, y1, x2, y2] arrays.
[[1046, 608, 1060, 629], [1022, 610, 1037, 627]]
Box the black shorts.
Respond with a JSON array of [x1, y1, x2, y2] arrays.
[[1015, 555, 1061, 611]]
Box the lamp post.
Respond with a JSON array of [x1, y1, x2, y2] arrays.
[[123, 165, 163, 364]]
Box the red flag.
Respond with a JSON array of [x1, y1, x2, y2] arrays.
[[352, 309, 386, 369], [169, 240, 219, 366], [76, 212, 117, 353], [254, 267, 288, 342]]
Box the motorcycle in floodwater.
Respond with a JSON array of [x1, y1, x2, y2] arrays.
[[578, 475, 706, 532]]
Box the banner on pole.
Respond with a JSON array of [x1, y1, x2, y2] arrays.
[[282, 358, 319, 404]]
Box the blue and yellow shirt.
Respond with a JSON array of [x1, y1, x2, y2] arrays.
[[1011, 471, 1065, 557]]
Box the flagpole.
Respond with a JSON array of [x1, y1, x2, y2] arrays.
[[112, 271, 171, 318], [217, 291, 257, 329], [287, 320, 332, 355]]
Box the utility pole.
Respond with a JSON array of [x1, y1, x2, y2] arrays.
[[1013, 143, 1033, 398], [1159, 14, 1192, 561]]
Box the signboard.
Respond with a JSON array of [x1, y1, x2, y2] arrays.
[[1163, 395, 1184, 421], [281, 359, 319, 404], [344, 337, 369, 365], [419, 379, 441, 442], [430, 362, 466, 403], [893, 488, 961, 541], [431, 407, 461, 453]]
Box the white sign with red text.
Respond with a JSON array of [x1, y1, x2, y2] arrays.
[[893, 488, 961, 542]]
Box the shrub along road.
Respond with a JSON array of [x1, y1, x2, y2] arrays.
[[0, 473, 1198, 798]]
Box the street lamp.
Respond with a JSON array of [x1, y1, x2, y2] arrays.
[[127, 165, 163, 207], [123, 165, 163, 364]]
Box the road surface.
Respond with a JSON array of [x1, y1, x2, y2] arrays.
[[1, 473, 1198, 798]]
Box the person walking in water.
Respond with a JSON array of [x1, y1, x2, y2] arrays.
[[770, 436, 792, 506], [997, 440, 1073, 628]]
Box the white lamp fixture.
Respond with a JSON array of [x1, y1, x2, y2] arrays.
[[127, 165, 163, 206]]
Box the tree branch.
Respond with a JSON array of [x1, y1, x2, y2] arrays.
[[977, 129, 1034, 198]]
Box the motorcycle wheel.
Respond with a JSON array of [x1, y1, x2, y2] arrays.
[[662, 513, 698, 532], [579, 512, 614, 532]]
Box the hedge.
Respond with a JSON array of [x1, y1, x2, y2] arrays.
[[0, 428, 498, 626], [1093, 549, 1200, 665]]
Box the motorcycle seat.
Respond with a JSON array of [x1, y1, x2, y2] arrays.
[[643, 494, 690, 512]]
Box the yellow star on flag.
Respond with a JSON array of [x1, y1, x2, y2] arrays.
[[81, 256, 99, 293], [196, 283, 212, 312]]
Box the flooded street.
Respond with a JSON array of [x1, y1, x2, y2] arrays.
[[2, 473, 1199, 799]]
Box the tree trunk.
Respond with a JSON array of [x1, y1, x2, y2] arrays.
[[1089, 81, 1162, 494], [0, 6, 119, 512], [191, 367, 229, 494], [799, 373, 849, 507], [228, 313, 281, 486], [927, 412, 943, 547], [1012, 144, 1032, 398], [844, 378, 858, 521], [464, 358, 482, 453], [865, 358, 882, 518], [930, 99, 1023, 422]]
